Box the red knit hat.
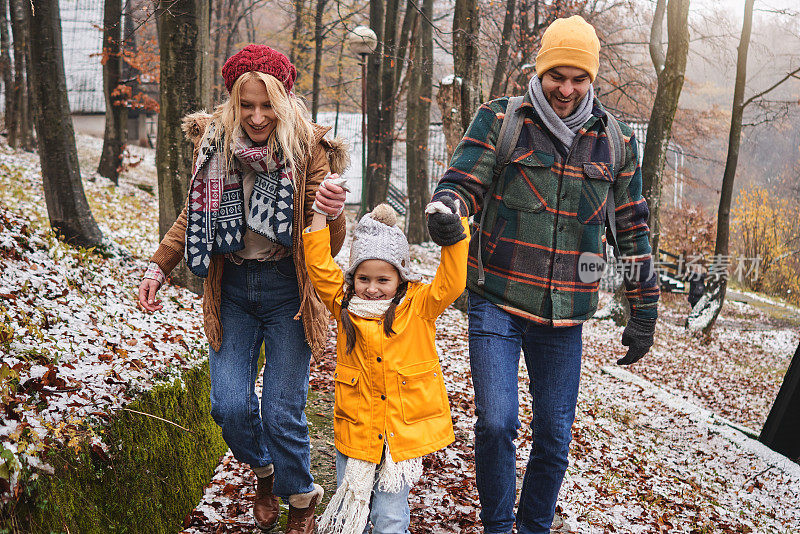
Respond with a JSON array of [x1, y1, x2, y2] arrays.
[[221, 45, 297, 94]]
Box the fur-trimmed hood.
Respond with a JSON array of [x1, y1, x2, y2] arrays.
[[180, 111, 350, 175]]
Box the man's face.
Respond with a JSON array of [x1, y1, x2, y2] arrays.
[[540, 66, 592, 119]]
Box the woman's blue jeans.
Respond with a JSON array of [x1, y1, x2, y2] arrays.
[[209, 257, 314, 498], [468, 292, 582, 534]]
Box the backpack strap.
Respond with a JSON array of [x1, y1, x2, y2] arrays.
[[476, 96, 525, 287], [604, 111, 624, 250]]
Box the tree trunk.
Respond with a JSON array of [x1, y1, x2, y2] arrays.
[[0, 0, 14, 140], [489, 0, 516, 99], [453, 0, 481, 131], [393, 4, 416, 95], [688, 0, 754, 336], [211, 0, 224, 104], [436, 75, 463, 163], [156, 0, 210, 295], [406, 0, 433, 244], [641, 0, 690, 256], [9, 0, 32, 150], [310, 0, 326, 122], [368, 0, 401, 212], [648, 0, 666, 74], [98, 0, 127, 183], [363, 0, 384, 217], [122, 1, 138, 99], [25, 0, 103, 247], [289, 0, 309, 85]]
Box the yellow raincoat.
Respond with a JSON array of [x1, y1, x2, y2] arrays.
[[302, 218, 469, 463]]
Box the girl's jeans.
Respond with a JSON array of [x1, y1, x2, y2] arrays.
[[468, 292, 583, 534], [209, 257, 314, 498], [335, 450, 411, 534]]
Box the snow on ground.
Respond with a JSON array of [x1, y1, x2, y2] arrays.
[[0, 139, 206, 499], [1, 137, 799, 531]]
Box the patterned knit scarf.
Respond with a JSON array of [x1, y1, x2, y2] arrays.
[[185, 126, 294, 277]]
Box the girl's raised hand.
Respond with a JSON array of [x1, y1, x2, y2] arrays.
[[313, 174, 348, 218]]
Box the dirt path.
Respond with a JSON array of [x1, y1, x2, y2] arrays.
[[727, 288, 800, 328]]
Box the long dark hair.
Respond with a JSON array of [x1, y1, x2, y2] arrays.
[[339, 281, 409, 354]]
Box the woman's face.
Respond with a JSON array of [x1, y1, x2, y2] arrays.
[[239, 77, 277, 144]]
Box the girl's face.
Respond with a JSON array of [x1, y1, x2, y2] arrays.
[[353, 260, 400, 300], [239, 77, 277, 144]]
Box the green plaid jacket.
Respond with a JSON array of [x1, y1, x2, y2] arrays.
[[431, 97, 659, 325]]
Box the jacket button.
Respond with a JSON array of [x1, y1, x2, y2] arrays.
[[378, 434, 383, 440], [390, 433, 394, 437], [381, 395, 386, 400], [402, 380, 406, 385], [351, 378, 355, 382], [377, 357, 382, 362], [433, 373, 437, 377]]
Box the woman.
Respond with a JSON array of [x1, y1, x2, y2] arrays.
[[137, 45, 347, 534]]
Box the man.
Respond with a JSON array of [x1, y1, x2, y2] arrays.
[[426, 15, 660, 534]]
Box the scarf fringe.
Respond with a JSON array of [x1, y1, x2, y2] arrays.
[[318, 443, 423, 534], [376, 444, 422, 493], [317, 458, 374, 534]]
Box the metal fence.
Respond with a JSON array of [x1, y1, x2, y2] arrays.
[[316, 111, 449, 209]]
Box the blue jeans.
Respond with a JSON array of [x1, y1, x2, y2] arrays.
[[335, 450, 411, 534], [468, 292, 582, 534], [209, 257, 314, 498]]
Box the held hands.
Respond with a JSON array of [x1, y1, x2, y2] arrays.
[[313, 174, 348, 219], [137, 278, 163, 312], [617, 316, 657, 365], [425, 196, 466, 246]]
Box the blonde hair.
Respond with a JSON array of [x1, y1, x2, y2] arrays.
[[209, 71, 314, 176]]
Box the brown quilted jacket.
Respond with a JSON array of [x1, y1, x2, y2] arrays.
[[149, 112, 348, 359]]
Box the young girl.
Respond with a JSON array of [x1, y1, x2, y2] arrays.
[[303, 184, 469, 534]]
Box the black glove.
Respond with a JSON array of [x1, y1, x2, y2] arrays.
[[426, 196, 466, 246], [617, 316, 657, 365]]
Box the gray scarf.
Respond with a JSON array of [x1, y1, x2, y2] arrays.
[[528, 75, 594, 150]]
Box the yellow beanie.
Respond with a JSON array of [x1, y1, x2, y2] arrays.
[[535, 15, 600, 82]]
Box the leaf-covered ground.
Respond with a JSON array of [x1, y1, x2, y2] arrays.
[[0, 139, 207, 498], [1, 138, 798, 532]]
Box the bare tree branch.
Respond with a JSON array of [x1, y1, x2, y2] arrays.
[[742, 66, 800, 108]]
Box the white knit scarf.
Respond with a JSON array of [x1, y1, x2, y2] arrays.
[[318, 441, 423, 534], [345, 296, 394, 318]]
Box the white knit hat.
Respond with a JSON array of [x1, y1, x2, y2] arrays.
[[345, 204, 421, 285]]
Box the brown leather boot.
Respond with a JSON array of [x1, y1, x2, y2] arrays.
[[253, 473, 280, 531], [285, 485, 323, 534]]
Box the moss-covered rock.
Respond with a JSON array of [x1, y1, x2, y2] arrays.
[[2, 362, 227, 534]]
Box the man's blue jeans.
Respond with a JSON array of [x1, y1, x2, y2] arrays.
[[468, 292, 582, 534], [209, 257, 314, 498]]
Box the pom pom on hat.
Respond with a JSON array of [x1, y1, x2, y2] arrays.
[[222, 44, 297, 94], [370, 204, 397, 226]]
